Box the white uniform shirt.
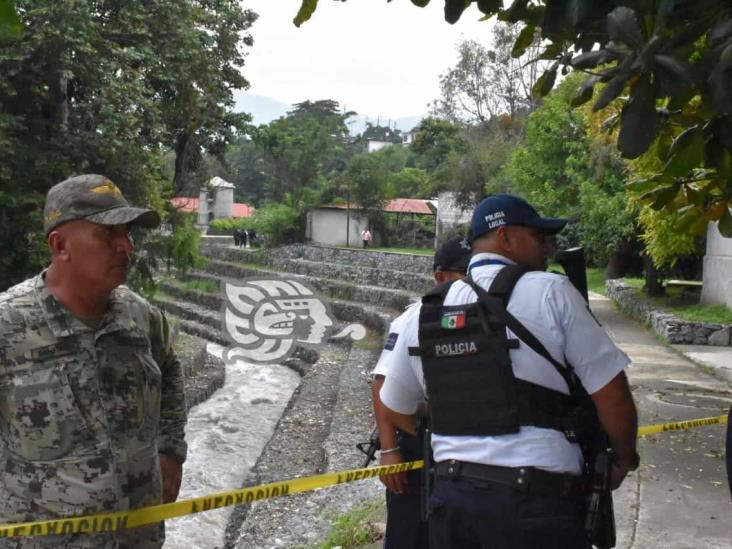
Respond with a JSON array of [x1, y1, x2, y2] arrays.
[[373, 302, 421, 378], [379, 252, 630, 474]]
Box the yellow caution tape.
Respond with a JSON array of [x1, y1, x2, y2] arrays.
[[1, 413, 729, 538], [637, 413, 728, 437], [0, 460, 423, 539]]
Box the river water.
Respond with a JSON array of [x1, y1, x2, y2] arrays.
[[164, 344, 301, 548]]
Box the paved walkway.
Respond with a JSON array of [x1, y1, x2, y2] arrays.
[[592, 292, 732, 548]]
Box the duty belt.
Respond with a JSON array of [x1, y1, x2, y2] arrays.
[[434, 460, 586, 498]]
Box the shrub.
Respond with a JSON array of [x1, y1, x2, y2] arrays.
[[169, 215, 206, 273], [248, 203, 299, 246]]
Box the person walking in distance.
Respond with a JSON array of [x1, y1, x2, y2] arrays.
[[361, 227, 372, 249]]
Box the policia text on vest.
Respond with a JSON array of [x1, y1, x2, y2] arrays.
[[409, 265, 618, 548]]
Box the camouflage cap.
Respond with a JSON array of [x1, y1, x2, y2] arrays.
[[43, 174, 161, 234]]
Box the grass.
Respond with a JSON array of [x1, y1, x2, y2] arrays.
[[586, 267, 606, 295], [353, 331, 385, 352], [664, 303, 732, 324], [315, 500, 383, 549], [554, 266, 732, 325], [344, 245, 434, 256], [179, 278, 219, 293]]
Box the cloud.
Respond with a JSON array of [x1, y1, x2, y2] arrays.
[[243, 0, 495, 118]]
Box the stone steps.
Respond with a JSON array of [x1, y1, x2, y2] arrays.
[[200, 246, 433, 295], [158, 281, 393, 336], [203, 242, 433, 272], [186, 263, 415, 313], [226, 339, 382, 548], [162, 243, 434, 546]]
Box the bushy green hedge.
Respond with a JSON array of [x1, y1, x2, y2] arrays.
[[169, 215, 206, 273], [209, 218, 252, 231], [209, 203, 299, 246]]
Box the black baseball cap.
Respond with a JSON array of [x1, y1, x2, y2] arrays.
[[469, 193, 567, 243], [433, 236, 472, 273]]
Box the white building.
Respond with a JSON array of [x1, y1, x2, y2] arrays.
[[307, 198, 435, 246], [435, 191, 474, 241], [701, 222, 732, 308], [170, 177, 254, 228]]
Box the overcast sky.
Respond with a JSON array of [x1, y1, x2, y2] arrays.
[[242, 0, 496, 119]]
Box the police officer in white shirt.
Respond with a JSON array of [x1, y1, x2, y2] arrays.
[[372, 236, 472, 549], [378, 194, 639, 549]]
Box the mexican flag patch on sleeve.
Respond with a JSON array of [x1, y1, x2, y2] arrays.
[[441, 311, 466, 329]]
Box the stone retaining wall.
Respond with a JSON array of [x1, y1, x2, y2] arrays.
[[187, 264, 414, 312], [202, 243, 434, 275], [201, 247, 434, 294], [160, 282, 391, 339], [172, 332, 226, 411], [606, 279, 731, 346]]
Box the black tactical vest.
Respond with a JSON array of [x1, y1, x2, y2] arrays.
[[411, 264, 590, 438]]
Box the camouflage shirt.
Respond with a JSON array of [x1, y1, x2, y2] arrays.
[[0, 274, 187, 548]]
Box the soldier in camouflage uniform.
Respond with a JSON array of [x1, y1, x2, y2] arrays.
[[0, 174, 188, 548]]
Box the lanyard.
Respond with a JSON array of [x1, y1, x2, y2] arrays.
[[468, 258, 509, 275]]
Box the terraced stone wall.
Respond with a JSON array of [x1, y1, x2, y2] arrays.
[[606, 279, 731, 346], [201, 244, 435, 294]]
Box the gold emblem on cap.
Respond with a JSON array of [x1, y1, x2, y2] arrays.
[[45, 209, 62, 223], [91, 180, 123, 198]]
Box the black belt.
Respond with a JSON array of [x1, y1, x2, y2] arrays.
[[434, 460, 586, 498]]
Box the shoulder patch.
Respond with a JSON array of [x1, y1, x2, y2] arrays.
[[384, 332, 399, 351]]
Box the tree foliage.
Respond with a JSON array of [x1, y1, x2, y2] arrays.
[[296, 0, 732, 238], [0, 0, 253, 290], [503, 73, 635, 266], [432, 24, 545, 124], [253, 99, 353, 211], [342, 153, 389, 215], [157, 1, 256, 195], [0, 0, 21, 39]]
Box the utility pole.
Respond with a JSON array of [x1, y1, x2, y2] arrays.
[[346, 178, 351, 247]]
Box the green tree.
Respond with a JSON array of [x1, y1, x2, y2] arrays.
[[224, 137, 268, 207], [502, 74, 636, 269], [0, 0, 254, 290], [386, 167, 434, 199], [432, 24, 544, 124], [411, 117, 468, 176], [147, 1, 255, 195], [0, 0, 21, 39], [254, 99, 353, 210], [343, 153, 388, 217], [295, 0, 732, 238], [361, 122, 403, 144]]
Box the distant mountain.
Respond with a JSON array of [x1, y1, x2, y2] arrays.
[[233, 90, 424, 135], [233, 91, 290, 125]]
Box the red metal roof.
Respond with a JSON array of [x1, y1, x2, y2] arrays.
[[169, 197, 254, 218], [232, 203, 255, 217], [324, 198, 434, 215], [383, 198, 434, 215]]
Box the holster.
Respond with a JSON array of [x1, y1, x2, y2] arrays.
[[581, 435, 616, 548]]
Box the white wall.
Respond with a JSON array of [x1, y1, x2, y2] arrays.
[[310, 209, 367, 246], [213, 187, 234, 219], [701, 222, 732, 308], [197, 189, 209, 227], [436, 191, 473, 240], [367, 140, 392, 153]]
